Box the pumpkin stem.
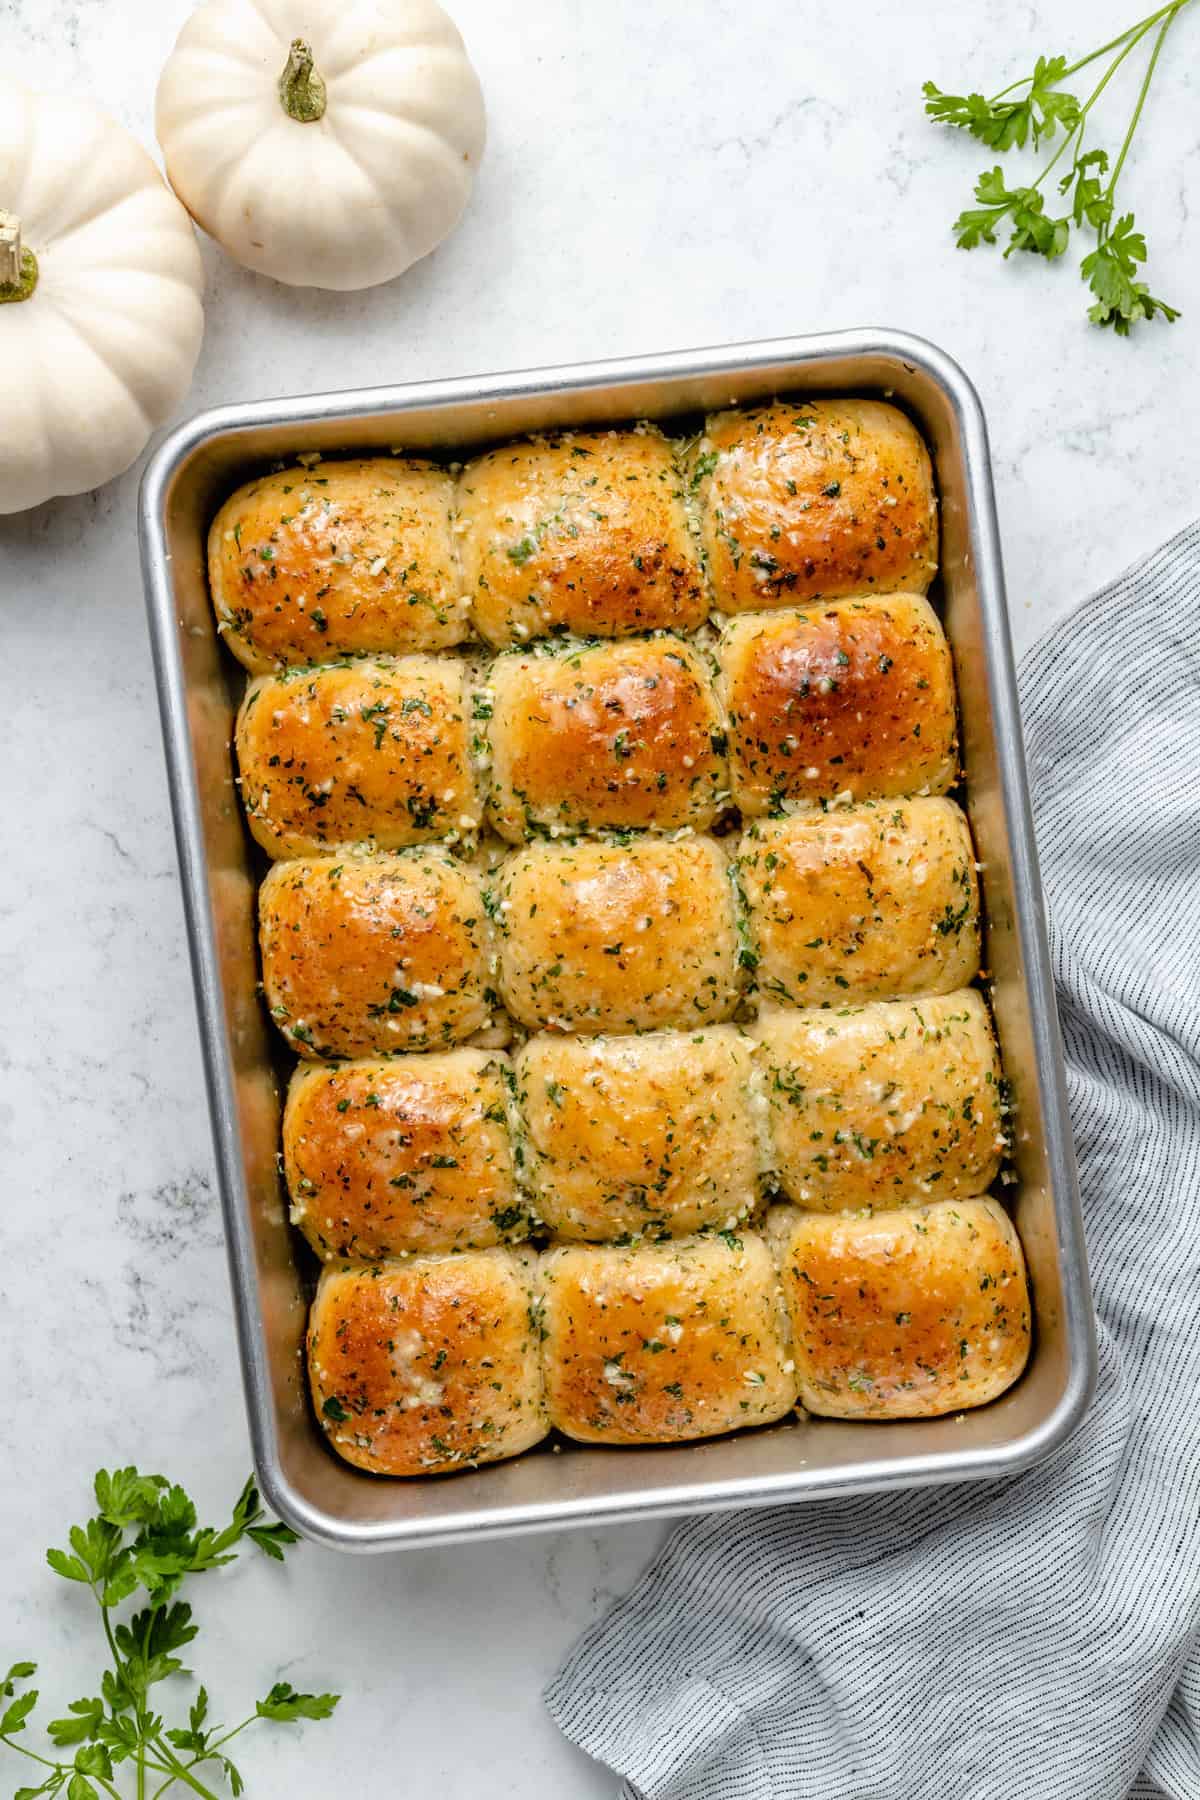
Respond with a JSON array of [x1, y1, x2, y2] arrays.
[[0, 211, 37, 303], [278, 38, 327, 123]]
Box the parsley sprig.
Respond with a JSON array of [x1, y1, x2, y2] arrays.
[[0, 1468, 338, 1799], [924, 1, 1191, 333]]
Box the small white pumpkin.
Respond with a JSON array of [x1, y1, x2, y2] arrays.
[[0, 76, 205, 516], [155, 0, 487, 291]]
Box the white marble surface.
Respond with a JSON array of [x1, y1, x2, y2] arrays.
[[1, 0, 1197, 1792]]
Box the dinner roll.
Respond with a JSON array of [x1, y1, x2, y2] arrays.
[[284, 1052, 528, 1260], [538, 1232, 797, 1444], [484, 636, 728, 841], [457, 427, 707, 646], [308, 1250, 547, 1476], [515, 1026, 761, 1241], [236, 656, 479, 860], [689, 399, 937, 612], [737, 797, 979, 1006], [259, 851, 495, 1060], [755, 991, 1005, 1210], [491, 835, 741, 1034], [767, 1199, 1030, 1418], [208, 458, 466, 673], [720, 596, 958, 814]]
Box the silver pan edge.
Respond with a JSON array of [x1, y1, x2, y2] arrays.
[[137, 329, 1097, 1553]]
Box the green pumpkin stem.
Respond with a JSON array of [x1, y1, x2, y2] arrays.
[[0, 212, 37, 304], [278, 38, 327, 123]]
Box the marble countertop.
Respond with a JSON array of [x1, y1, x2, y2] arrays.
[[1, 0, 1196, 1792]]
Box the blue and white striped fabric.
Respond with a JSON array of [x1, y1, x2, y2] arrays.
[[545, 522, 1200, 1800]]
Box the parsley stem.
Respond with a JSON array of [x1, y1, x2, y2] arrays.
[[1029, 115, 1085, 193], [1056, 0, 1187, 78], [97, 1591, 147, 1800], [0, 1729, 61, 1769], [150, 1734, 224, 1800], [147, 1715, 258, 1800], [203, 1714, 256, 1754], [987, 0, 1190, 100], [1104, 0, 1183, 215], [1028, 9, 1166, 194]]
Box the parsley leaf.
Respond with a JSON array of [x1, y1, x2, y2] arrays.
[[256, 1682, 340, 1723], [924, 55, 1080, 151], [1082, 213, 1181, 332], [952, 166, 1070, 258]]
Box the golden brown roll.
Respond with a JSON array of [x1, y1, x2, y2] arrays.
[[538, 1232, 797, 1444], [515, 1026, 761, 1241], [259, 851, 495, 1060], [457, 427, 707, 646], [308, 1250, 547, 1476], [491, 835, 741, 1034], [688, 399, 937, 612], [755, 991, 1005, 1210], [208, 458, 467, 673], [720, 596, 958, 814], [737, 797, 980, 1006], [767, 1198, 1030, 1419], [284, 1052, 527, 1260], [484, 635, 728, 841], [235, 656, 479, 860]]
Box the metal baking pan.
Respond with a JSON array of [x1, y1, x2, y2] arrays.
[[139, 329, 1097, 1552]]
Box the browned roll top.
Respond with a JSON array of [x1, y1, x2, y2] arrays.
[[485, 635, 727, 839], [721, 594, 958, 812], [457, 427, 707, 646], [690, 398, 938, 612], [259, 851, 495, 1060], [308, 1251, 547, 1476], [768, 1199, 1031, 1419], [209, 457, 467, 672]]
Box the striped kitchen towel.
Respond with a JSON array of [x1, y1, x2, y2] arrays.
[[545, 520, 1200, 1800]]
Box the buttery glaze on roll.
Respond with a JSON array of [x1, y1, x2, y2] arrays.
[[457, 427, 707, 647], [538, 1232, 797, 1444], [235, 656, 479, 860], [755, 990, 1005, 1210], [209, 458, 467, 673], [689, 399, 938, 612], [308, 1250, 547, 1476], [515, 1026, 761, 1241], [720, 596, 958, 814], [259, 851, 494, 1060], [738, 798, 980, 1006], [284, 1051, 528, 1260], [484, 635, 728, 840], [767, 1199, 1030, 1418], [491, 835, 741, 1034]]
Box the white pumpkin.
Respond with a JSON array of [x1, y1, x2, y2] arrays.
[[155, 0, 487, 291], [0, 77, 205, 516]]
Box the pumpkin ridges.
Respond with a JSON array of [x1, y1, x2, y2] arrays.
[[49, 272, 202, 427], [314, 0, 469, 76], [0, 77, 38, 212], [3, 300, 57, 503], [214, 121, 384, 276]]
